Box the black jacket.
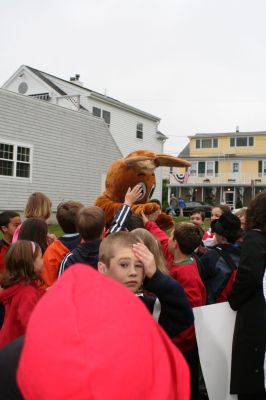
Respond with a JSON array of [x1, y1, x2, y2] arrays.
[[139, 269, 194, 338], [0, 336, 24, 400], [228, 230, 266, 395], [58, 240, 101, 276]]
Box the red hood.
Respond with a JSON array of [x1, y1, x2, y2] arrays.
[[17, 264, 190, 400]]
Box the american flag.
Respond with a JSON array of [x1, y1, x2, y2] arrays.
[[170, 168, 190, 184]]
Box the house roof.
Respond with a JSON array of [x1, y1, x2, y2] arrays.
[[188, 131, 266, 139], [156, 130, 168, 141], [24, 66, 160, 121], [178, 143, 190, 157]]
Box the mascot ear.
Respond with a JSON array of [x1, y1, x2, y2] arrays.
[[123, 152, 191, 168], [154, 154, 191, 168], [124, 156, 155, 167]]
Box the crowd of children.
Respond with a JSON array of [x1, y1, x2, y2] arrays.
[[0, 189, 265, 400]]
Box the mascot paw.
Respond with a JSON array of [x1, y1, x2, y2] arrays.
[[133, 203, 160, 216], [155, 213, 174, 231]]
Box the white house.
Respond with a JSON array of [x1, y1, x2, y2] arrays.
[[0, 88, 122, 213], [2, 65, 167, 200]]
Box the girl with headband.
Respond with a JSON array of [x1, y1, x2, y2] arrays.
[[0, 240, 45, 348]]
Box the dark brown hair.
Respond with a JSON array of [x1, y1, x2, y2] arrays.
[[56, 200, 84, 234], [18, 218, 48, 254], [245, 191, 266, 232], [190, 208, 205, 221], [126, 215, 144, 231], [24, 192, 52, 220], [173, 222, 202, 255], [99, 231, 138, 267], [212, 204, 231, 214], [2, 240, 41, 288], [0, 211, 20, 232], [76, 206, 105, 241]]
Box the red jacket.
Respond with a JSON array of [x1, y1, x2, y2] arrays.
[[0, 239, 9, 276], [0, 282, 45, 348], [18, 264, 190, 400]]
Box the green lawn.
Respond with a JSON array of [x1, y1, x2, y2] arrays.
[[0, 216, 211, 240]]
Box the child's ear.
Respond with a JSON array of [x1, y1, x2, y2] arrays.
[[173, 239, 179, 249], [98, 261, 107, 274], [1, 226, 7, 233]]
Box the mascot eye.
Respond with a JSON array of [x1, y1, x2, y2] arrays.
[[138, 182, 147, 200]]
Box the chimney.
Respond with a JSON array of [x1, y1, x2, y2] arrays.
[[236, 126, 239, 133], [69, 74, 84, 86]]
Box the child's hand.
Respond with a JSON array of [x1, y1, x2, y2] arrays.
[[147, 209, 161, 221], [47, 233, 56, 245], [124, 185, 143, 207], [141, 212, 149, 225], [132, 242, 156, 279]]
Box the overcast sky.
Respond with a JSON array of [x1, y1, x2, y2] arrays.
[[1, 0, 266, 155]]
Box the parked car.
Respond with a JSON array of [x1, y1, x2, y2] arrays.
[[166, 201, 212, 217]]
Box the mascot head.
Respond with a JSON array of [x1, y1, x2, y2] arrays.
[[104, 150, 191, 202]]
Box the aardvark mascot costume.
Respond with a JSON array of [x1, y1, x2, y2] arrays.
[[95, 150, 191, 229]]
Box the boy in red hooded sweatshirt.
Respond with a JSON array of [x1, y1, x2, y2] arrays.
[[17, 264, 191, 400]]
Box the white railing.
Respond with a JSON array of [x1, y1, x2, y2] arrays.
[[55, 95, 80, 110], [170, 172, 266, 185]]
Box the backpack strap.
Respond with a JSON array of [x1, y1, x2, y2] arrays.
[[192, 252, 205, 279], [212, 246, 239, 272]]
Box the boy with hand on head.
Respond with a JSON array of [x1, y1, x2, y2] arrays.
[[98, 231, 194, 349], [41, 200, 84, 287], [0, 211, 21, 276]]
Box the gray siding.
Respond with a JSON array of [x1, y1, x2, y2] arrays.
[[0, 89, 122, 212]]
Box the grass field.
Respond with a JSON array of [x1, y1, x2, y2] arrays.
[[0, 215, 212, 240], [48, 215, 212, 237]]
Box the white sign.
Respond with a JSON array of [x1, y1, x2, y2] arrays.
[[193, 302, 237, 400]]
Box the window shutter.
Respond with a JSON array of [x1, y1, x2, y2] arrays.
[[198, 162, 205, 174], [215, 161, 219, 174], [258, 160, 262, 174]]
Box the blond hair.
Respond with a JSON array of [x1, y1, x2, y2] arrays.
[[24, 192, 52, 220], [131, 228, 168, 275], [99, 231, 138, 267]]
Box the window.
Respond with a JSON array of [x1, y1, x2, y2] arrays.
[[232, 162, 240, 173], [0, 141, 31, 178], [190, 161, 197, 176], [259, 160, 266, 176], [195, 138, 218, 148], [198, 162, 205, 176], [230, 136, 254, 147], [189, 161, 218, 177], [102, 110, 110, 126], [206, 161, 215, 176], [136, 123, 143, 139], [92, 107, 101, 117], [92, 107, 111, 126]]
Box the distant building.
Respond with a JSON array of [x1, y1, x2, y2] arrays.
[[0, 88, 121, 213], [2, 65, 167, 200], [169, 130, 266, 208]]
